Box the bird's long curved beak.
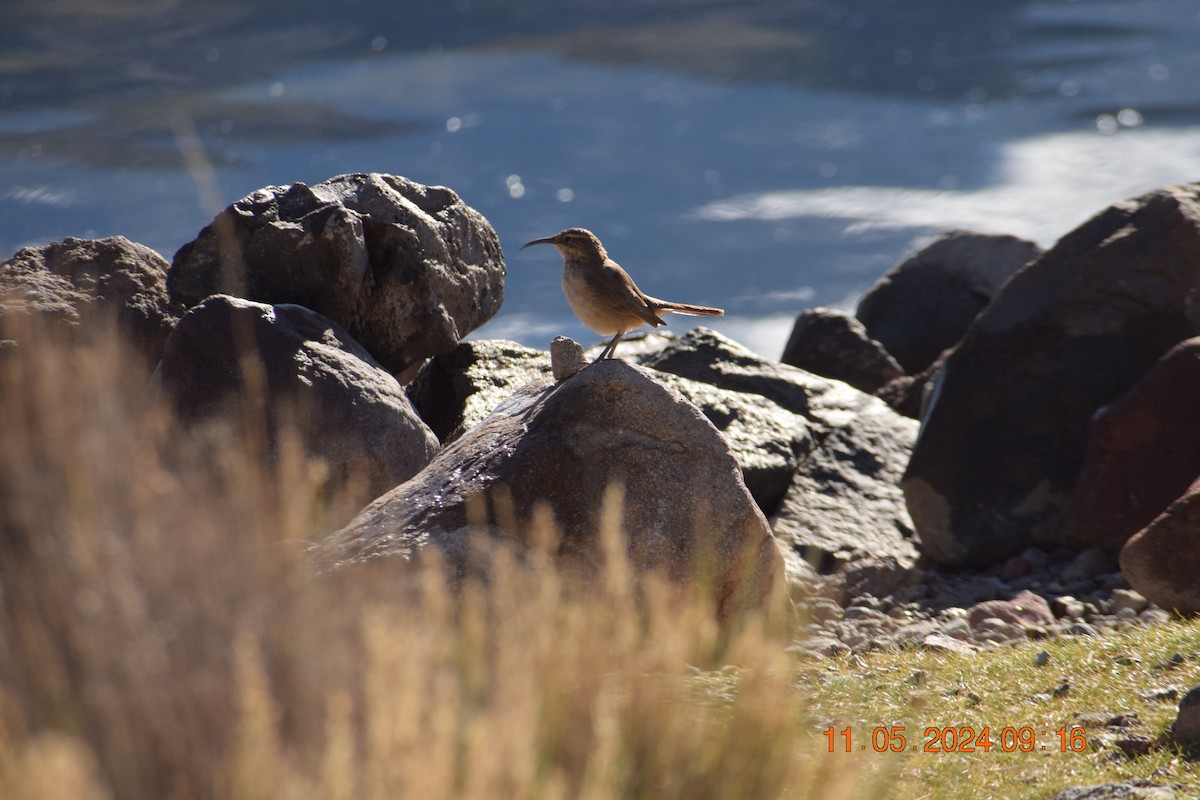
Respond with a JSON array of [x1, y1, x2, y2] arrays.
[[521, 236, 558, 250]]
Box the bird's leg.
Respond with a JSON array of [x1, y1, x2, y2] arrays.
[[594, 331, 624, 363]]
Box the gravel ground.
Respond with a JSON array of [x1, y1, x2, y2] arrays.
[[790, 546, 1173, 657]]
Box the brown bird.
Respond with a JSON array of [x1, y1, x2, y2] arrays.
[[521, 228, 724, 361]]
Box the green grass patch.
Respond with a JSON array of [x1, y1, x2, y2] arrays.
[[791, 619, 1200, 799]]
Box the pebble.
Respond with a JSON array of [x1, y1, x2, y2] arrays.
[[1140, 608, 1171, 625], [791, 545, 1172, 657], [920, 632, 977, 655], [843, 606, 886, 621], [1060, 622, 1101, 637], [1110, 588, 1148, 614], [1049, 780, 1180, 800], [1113, 733, 1157, 757], [975, 617, 1024, 641], [549, 336, 585, 380], [1061, 548, 1113, 582], [1051, 595, 1086, 619], [807, 598, 843, 624]]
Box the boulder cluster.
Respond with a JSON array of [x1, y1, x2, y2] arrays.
[[783, 185, 1200, 628], [3, 174, 1199, 672]]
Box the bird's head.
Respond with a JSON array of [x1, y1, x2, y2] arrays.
[[521, 228, 607, 260]]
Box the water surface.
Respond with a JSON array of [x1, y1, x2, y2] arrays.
[[4, 0, 1199, 356]]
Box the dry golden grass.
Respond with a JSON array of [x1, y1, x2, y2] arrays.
[[798, 619, 1200, 799], [5, 317, 1199, 800], [0, 318, 878, 800]]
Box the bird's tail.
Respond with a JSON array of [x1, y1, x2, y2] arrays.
[[650, 299, 724, 317]]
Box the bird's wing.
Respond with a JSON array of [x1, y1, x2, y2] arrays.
[[588, 260, 666, 327]]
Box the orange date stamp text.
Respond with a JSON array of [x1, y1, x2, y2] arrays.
[[822, 725, 1087, 753]]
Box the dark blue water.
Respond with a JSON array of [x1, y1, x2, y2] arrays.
[[3, 0, 1199, 356]]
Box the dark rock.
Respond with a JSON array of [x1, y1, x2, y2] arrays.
[[1063, 548, 1116, 582], [1111, 734, 1157, 758], [406, 339, 552, 442], [0, 235, 178, 359], [169, 173, 505, 373], [833, 556, 914, 605], [319, 359, 785, 621], [1169, 684, 1200, 743], [1049, 781, 1179, 800], [780, 307, 902, 394], [856, 229, 1042, 374], [1068, 337, 1200, 552], [998, 554, 1032, 581], [159, 295, 438, 497], [1060, 622, 1101, 637], [1160, 653, 1187, 669], [643, 328, 919, 575], [1120, 477, 1200, 615], [873, 348, 947, 420], [904, 183, 1200, 567], [1097, 572, 1132, 591], [1075, 712, 1139, 729]]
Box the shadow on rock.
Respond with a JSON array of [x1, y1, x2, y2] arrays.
[[318, 358, 786, 624], [158, 294, 439, 501]]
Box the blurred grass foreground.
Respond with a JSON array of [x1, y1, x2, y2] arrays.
[[0, 316, 863, 800]]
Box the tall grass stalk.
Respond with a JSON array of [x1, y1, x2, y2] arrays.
[[0, 318, 871, 799]]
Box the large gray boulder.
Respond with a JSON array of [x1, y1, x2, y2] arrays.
[[856, 230, 1041, 373], [168, 173, 505, 373], [904, 184, 1200, 567], [647, 369, 810, 519], [159, 295, 439, 498], [406, 339, 552, 442], [408, 333, 810, 517], [771, 388, 919, 573], [643, 328, 919, 578], [318, 359, 784, 621], [0, 235, 178, 359]]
